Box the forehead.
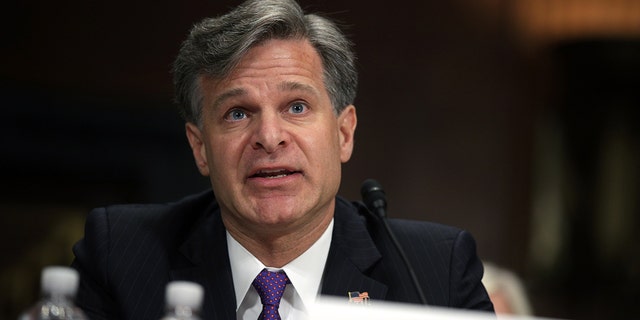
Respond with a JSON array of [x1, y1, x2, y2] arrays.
[[204, 38, 326, 95]]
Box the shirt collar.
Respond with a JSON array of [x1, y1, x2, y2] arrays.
[[227, 219, 334, 311]]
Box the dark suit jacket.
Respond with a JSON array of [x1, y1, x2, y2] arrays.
[[72, 189, 493, 319]]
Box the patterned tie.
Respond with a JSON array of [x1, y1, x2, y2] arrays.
[[252, 269, 290, 320]]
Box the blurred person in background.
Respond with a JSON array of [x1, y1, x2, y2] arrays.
[[483, 262, 533, 316]]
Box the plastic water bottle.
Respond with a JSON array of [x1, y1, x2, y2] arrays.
[[159, 281, 204, 320], [19, 266, 87, 320]]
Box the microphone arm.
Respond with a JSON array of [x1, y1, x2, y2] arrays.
[[360, 179, 428, 305]]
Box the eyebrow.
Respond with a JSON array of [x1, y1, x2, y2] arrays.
[[211, 81, 319, 110], [212, 87, 246, 110], [277, 81, 319, 97]]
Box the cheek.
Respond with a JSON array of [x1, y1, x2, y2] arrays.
[[207, 135, 245, 172], [305, 127, 343, 165]]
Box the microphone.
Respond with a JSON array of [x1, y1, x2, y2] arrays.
[[360, 179, 387, 219], [360, 179, 428, 305]]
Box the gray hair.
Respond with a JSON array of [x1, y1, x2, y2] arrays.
[[173, 0, 357, 125]]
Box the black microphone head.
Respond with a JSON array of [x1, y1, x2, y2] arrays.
[[360, 179, 387, 216]]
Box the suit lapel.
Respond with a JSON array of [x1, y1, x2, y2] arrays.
[[171, 204, 236, 320], [321, 198, 388, 301]]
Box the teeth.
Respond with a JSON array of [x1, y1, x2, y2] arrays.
[[254, 169, 292, 178], [266, 173, 289, 179]]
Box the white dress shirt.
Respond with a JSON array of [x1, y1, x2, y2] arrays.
[[228, 219, 334, 320]]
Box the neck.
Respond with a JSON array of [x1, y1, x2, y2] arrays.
[[223, 209, 333, 268]]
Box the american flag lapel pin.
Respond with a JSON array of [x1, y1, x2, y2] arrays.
[[348, 291, 370, 305]]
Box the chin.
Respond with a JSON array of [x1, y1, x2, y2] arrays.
[[254, 208, 302, 225]]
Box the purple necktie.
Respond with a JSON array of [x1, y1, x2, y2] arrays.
[[252, 269, 290, 320]]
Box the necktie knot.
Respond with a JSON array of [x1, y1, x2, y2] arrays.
[[252, 269, 290, 319]]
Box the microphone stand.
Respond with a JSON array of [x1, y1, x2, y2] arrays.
[[361, 179, 428, 305]]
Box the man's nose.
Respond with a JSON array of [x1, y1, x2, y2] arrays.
[[251, 112, 288, 153]]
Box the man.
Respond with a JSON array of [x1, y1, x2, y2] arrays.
[[72, 0, 494, 319]]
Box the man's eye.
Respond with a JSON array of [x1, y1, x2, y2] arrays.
[[226, 109, 247, 121], [289, 102, 307, 114]]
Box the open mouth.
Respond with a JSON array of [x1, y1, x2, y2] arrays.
[[250, 169, 300, 179]]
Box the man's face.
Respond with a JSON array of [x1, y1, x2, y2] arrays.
[[186, 38, 357, 236]]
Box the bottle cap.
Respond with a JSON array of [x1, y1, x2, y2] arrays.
[[165, 281, 204, 310], [41, 266, 79, 296]]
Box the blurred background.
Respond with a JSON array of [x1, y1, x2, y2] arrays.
[[1, 0, 639, 319]]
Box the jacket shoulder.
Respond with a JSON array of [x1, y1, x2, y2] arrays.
[[71, 189, 218, 319], [97, 190, 214, 236]]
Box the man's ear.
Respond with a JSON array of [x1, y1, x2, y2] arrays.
[[185, 122, 210, 176], [338, 105, 357, 163]]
